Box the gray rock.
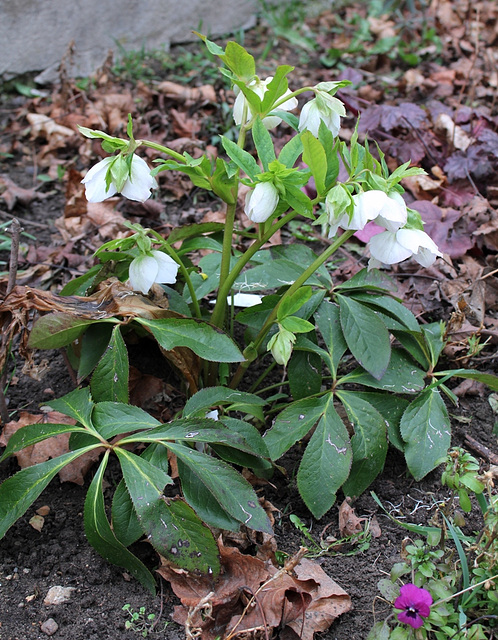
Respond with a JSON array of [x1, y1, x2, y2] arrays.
[[41, 618, 59, 636]]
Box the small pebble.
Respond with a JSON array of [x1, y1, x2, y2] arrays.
[[43, 586, 75, 605], [41, 618, 58, 636]]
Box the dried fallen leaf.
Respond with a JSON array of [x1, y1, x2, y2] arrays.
[[158, 541, 351, 640], [29, 515, 45, 532], [338, 498, 366, 537]]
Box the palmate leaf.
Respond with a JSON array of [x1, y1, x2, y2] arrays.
[[167, 442, 272, 534], [0, 445, 101, 540], [297, 397, 352, 519], [27, 313, 101, 349], [183, 386, 266, 418], [400, 387, 451, 481], [115, 448, 220, 576], [336, 391, 388, 498], [314, 300, 347, 379], [84, 452, 156, 593]]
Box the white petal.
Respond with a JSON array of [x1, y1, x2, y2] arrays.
[[205, 410, 219, 420], [129, 255, 158, 294], [150, 250, 179, 284], [228, 293, 263, 307], [233, 91, 249, 125], [368, 230, 413, 265], [81, 157, 117, 202], [120, 154, 156, 202], [396, 229, 441, 267], [298, 101, 321, 136], [375, 193, 407, 232], [347, 191, 387, 230]]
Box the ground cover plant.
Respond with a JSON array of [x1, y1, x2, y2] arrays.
[[0, 0, 497, 638]]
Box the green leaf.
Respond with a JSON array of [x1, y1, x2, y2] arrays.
[[353, 391, 408, 451], [400, 388, 451, 481], [217, 417, 270, 458], [435, 368, 498, 392], [260, 65, 294, 112], [252, 117, 276, 171], [350, 293, 420, 332], [288, 349, 322, 401], [337, 391, 388, 498], [28, 313, 104, 349], [301, 130, 327, 195], [337, 295, 391, 380], [90, 325, 129, 403], [264, 396, 328, 460], [0, 423, 92, 463], [111, 479, 144, 547], [421, 322, 446, 367], [315, 300, 347, 379], [168, 442, 272, 533], [117, 446, 222, 575], [84, 452, 156, 593], [92, 402, 160, 439], [136, 318, 245, 363], [318, 124, 340, 189], [233, 258, 325, 291], [210, 157, 238, 204], [183, 387, 265, 418], [339, 348, 426, 394], [277, 286, 312, 320], [177, 458, 241, 530], [297, 399, 352, 519], [220, 136, 260, 180], [278, 135, 303, 168], [0, 446, 100, 540], [77, 323, 114, 381], [224, 41, 256, 82], [48, 387, 94, 428], [280, 316, 314, 334]]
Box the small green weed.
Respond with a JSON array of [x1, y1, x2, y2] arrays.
[[122, 604, 168, 637]]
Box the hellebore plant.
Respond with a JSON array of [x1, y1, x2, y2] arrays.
[[1, 36, 498, 594]]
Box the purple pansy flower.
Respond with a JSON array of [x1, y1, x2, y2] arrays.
[[394, 584, 433, 629]]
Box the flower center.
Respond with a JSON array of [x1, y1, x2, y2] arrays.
[[405, 606, 419, 618]]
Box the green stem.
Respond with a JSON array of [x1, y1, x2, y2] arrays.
[[139, 140, 186, 163], [229, 230, 355, 389], [210, 201, 237, 329]]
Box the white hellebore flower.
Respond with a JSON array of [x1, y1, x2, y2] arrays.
[[233, 76, 298, 129], [82, 154, 157, 203], [129, 250, 179, 295], [245, 182, 279, 223], [368, 228, 442, 269], [326, 189, 407, 238], [298, 91, 345, 138]]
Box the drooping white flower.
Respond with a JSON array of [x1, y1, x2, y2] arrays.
[[368, 228, 441, 269], [326, 189, 407, 238], [233, 76, 298, 129], [244, 182, 279, 223], [298, 91, 345, 137], [128, 250, 179, 294], [267, 328, 296, 366], [82, 154, 157, 203]]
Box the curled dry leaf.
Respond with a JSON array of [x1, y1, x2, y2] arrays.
[[0, 174, 49, 211], [158, 541, 351, 640], [0, 411, 102, 485], [157, 81, 217, 105], [338, 498, 366, 537]]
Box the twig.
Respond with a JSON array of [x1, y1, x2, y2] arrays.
[[185, 591, 214, 639], [0, 208, 51, 229], [464, 435, 498, 466]]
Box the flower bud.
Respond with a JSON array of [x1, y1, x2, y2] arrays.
[[267, 328, 296, 366], [244, 182, 279, 223]]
